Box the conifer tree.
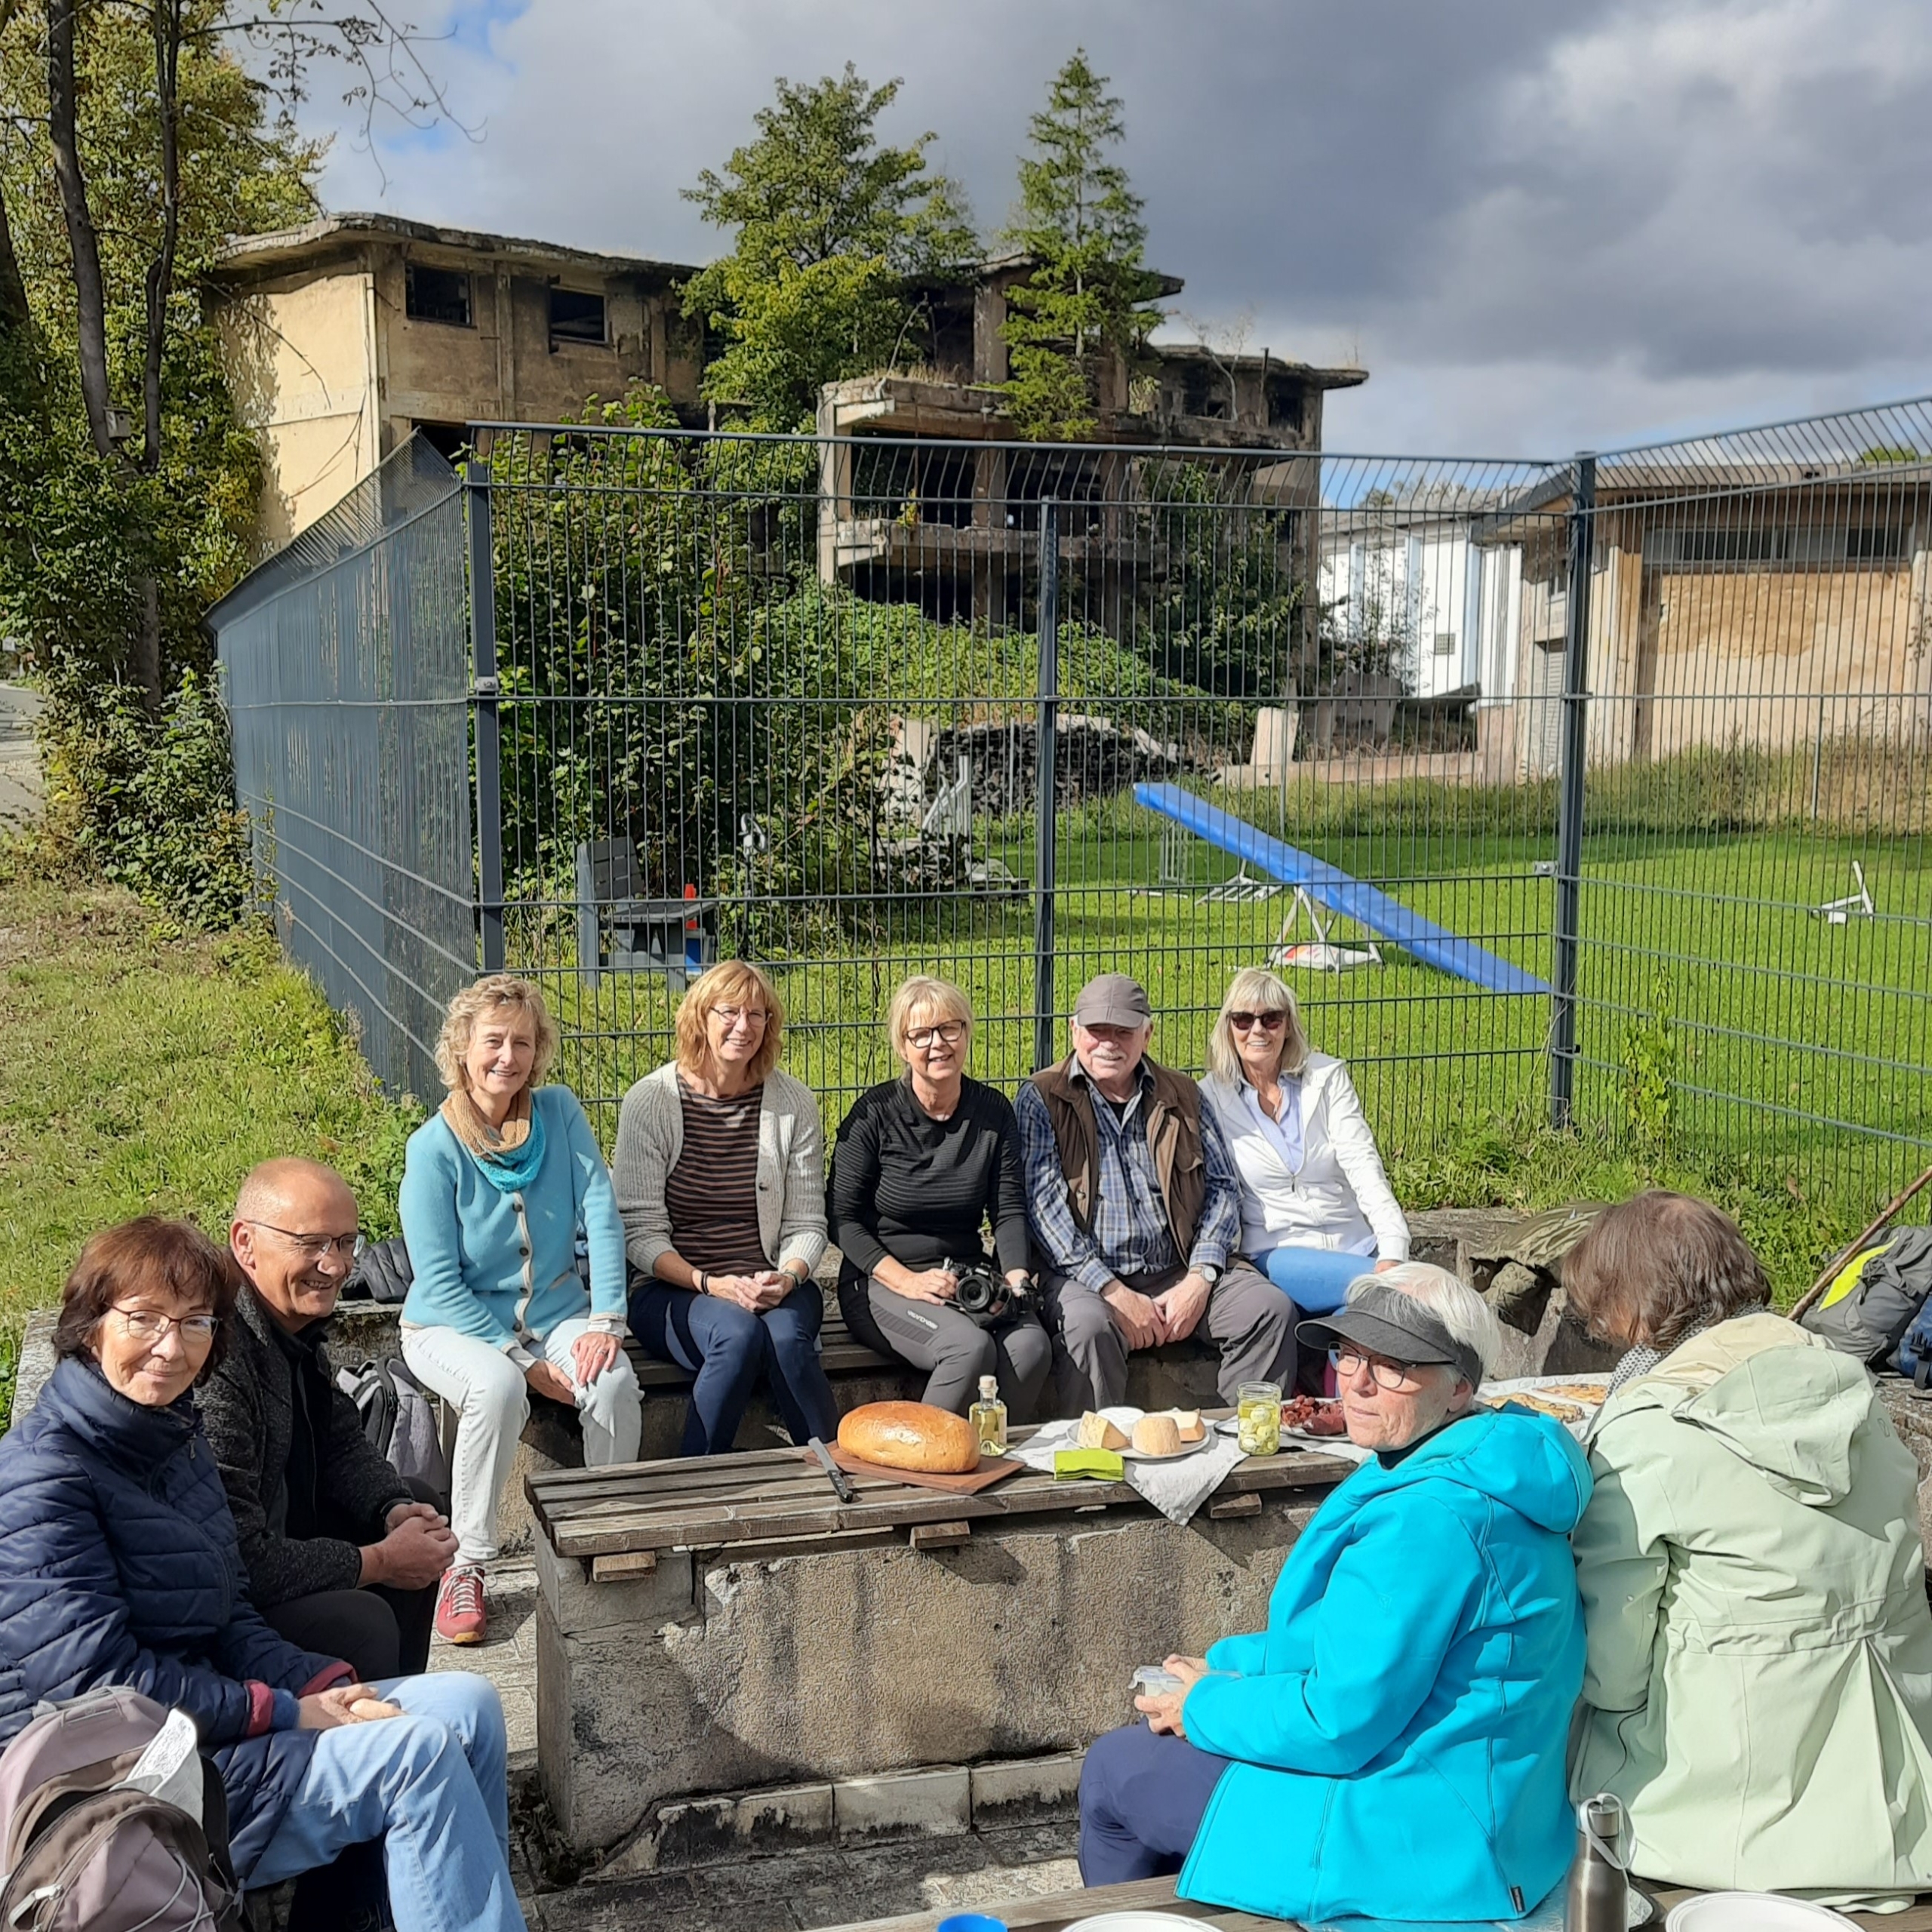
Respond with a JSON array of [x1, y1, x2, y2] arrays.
[[1000, 51, 1164, 439]]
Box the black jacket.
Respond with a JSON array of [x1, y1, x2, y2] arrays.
[[0, 1358, 342, 1880], [195, 1284, 412, 1607]]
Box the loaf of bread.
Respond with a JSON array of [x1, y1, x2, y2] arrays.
[[838, 1401, 981, 1474], [1133, 1414, 1184, 1457], [1171, 1409, 1205, 1443], [1078, 1411, 1130, 1451]]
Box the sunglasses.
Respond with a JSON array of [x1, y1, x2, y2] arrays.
[[1227, 1010, 1287, 1032]]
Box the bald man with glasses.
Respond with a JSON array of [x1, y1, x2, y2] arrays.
[[198, 1158, 457, 1682]]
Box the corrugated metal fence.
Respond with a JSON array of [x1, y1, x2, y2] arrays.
[[211, 400, 1932, 1198]]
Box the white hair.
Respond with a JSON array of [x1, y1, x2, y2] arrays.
[[1372, 1260, 1500, 1385]]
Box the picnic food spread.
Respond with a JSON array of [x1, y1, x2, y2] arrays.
[[838, 1400, 980, 1473]]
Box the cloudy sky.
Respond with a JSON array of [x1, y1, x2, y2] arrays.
[[305, 0, 1932, 457]]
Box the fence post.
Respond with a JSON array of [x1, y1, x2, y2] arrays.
[[1032, 499, 1060, 1072], [466, 460, 506, 973], [1549, 451, 1596, 1128]]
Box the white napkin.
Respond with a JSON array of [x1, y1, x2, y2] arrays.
[[119, 1706, 203, 1817], [1010, 1407, 1249, 1525]]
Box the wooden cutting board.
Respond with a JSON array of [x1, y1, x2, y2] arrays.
[[805, 1444, 1026, 1494]]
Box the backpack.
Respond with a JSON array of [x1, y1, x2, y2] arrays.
[[343, 1236, 413, 1306], [1800, 1226, 1932, 1380], [0, 1688, 242, 1932], [336, 1358, 451, 1493]]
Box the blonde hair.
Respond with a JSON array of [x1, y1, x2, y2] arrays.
[[887, 975, 974, 1061], [674, 961, 786, 1084], [434, 974, 558, 1097], [1206, 966, 1311, 1084]]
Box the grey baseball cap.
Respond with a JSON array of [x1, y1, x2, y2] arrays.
[[1296, 1279, 1484, 1389], [1072, 973, 1152, 1029]]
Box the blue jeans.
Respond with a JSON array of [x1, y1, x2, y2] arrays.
[[250, 1672, 520, 1932], [1078, 1720, 1231, 1884], [630, 1279, 839, 1455], [1253, 1244, 1378, 1315]]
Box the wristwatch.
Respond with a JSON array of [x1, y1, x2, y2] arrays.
[[1195, 1263, 1221, 1287]]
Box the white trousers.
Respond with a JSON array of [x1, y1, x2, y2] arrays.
[[401, 1318, 643, 1564]]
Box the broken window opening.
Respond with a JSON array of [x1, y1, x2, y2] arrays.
[[405, 263, 472, 328], [550, 288, 608, 347]]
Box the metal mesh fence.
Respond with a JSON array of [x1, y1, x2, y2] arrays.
[[211, 438, 475, 1101], [211, 403, 1932, 1208]]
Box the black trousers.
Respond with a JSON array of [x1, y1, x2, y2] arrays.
[[262, 1476, 445, 1681]]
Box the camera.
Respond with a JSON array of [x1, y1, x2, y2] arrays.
[[946, 1258, 1033, 1329]]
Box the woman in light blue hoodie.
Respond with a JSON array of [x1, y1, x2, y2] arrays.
[[400, 974, 639, 1644], [1078, 1265, 1591, 1924]]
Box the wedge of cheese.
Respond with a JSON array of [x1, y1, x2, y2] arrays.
[[1170, 1409, 1205, 1443], [1077, 1411, 1130, 1451]]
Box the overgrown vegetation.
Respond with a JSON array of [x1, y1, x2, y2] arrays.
[[683, 64, 976, 430], [0, 0, 448, 927], [0, 869, 418, 1374]]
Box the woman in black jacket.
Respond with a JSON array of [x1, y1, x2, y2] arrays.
[[0, 1218, 524, 1930], [826, 976, 1051, 1419]]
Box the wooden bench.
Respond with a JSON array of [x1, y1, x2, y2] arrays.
[[817, 1870, 1932, 1932], [525, 1423, 1353, 1857]]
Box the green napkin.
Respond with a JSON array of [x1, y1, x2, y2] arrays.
[[1054, 1447, 1125, 1481]]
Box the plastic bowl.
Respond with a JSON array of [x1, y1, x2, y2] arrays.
[[1664, 1896, 1857, 1932]]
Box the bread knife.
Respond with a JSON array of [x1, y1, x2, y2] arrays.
[[808, 1435, 857, 1504]]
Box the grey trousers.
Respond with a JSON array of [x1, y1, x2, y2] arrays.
[[840, 1277, 1054, 1420], [1039, 1260, 1296, 1411]]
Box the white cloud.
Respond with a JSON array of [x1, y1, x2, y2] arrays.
[[300, 0, 1932, 457]]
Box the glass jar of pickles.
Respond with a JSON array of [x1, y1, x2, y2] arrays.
[[1237, 1380, 1282, 1456]]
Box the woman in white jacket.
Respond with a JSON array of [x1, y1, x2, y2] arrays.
[[1199, 967, 1407, 1314]]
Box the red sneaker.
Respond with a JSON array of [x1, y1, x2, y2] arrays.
[[435, 1564, 487, 1645]]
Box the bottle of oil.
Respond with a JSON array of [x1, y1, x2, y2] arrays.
[[969, 1374, 1007, 1454]]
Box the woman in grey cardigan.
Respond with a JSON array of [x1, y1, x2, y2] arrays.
[[612, 961, 838, 1454]]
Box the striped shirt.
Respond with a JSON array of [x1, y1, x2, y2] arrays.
[[663, 1078, 769, 1275]]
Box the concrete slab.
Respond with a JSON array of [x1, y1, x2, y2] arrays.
[[0, 684, 41, 831], [970, 1752, 1085, 1829], [835, 1766, 972, 1843]]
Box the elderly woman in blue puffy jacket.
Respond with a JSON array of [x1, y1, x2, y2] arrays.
[[1078, 1264, 1590, 1924], [400, 974, 641, 1646], [0, 1218, 523, 1932]]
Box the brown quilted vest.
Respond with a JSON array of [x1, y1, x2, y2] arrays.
[[1029, 1054, 1208, 1261]]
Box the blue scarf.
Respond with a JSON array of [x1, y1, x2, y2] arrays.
[[464, 1099, 547, 1195]]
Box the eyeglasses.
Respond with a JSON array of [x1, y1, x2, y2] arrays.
[[906, 1022, 967, 1050], [711, 1004, 768, 1029], [1330, 1346, 1426, 1392], [1228, 1010, 1287, 1032], [112, 1306, 220, 1344], [243, 1222, 362, 1263]]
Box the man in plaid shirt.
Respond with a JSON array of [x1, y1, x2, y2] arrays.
[[1016, 974, 1296, 1410]]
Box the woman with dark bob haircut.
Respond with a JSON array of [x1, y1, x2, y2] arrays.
[[0, 1218, 527, 1930], [1566, 1190, 1932, 1897]]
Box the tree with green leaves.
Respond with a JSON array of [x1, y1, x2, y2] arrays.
[[1000, 51, 1164, 440], [0, 1, 451, 924], [685, 64, 976, 431]]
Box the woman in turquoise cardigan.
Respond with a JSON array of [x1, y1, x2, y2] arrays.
[[399, 974, 639, 1645], [1078, 1266, 1590, 1924]]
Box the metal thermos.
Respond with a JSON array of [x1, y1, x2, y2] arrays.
[[1565, 1792, 1630, 1932]]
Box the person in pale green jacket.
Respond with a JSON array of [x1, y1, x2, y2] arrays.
[[1566, 1190, 1932, 1897]]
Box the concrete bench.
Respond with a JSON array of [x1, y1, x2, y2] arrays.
[[525, 1422, 1355, 1866], [818, 1870, 1932, 1932]]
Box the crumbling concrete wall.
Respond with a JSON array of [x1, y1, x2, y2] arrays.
[[534, 1487, 1327, 1856]]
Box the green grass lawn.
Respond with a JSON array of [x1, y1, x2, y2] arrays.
[[0, 875, 417, 1371], [531, 801, 1930, 1305]]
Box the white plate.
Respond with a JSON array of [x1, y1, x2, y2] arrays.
[[1119, 1430, 1214, 1464], [1063, 1914, 1223, 1932], [1665, 1896, 1857, 1931]]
